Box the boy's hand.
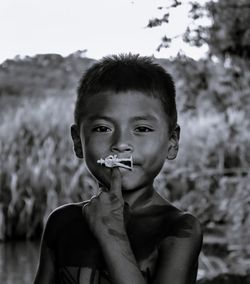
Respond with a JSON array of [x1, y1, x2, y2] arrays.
[[82, 168, 127, 242]]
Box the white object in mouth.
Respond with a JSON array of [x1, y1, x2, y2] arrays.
[[97, 155, 133, 170]]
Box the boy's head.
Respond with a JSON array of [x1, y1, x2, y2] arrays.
[[74, 54, 177, 134], [71, 54, 180, 190]]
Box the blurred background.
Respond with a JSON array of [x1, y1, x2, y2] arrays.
[[0, 0, 250, 283]]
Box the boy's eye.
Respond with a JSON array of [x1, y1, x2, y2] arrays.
[[134, 126, 153, 132], [92, 126, 111, 132]]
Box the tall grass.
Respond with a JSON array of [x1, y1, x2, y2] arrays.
[[0, 95, 98, 240]]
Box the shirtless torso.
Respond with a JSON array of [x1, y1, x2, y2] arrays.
[[42, 199, 189, 284]]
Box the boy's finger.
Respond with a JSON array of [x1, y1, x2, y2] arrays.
[[110, 167, 123, 200]]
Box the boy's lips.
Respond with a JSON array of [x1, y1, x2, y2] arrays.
[[115, 155, 140, 163], [96, 154, 142, 171]]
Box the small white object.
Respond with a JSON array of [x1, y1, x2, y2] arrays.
[[97, 155, 133, 170]]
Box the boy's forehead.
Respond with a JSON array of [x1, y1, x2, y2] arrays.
[[87, 90, 162, 105], [81, 90, 168, 123], [84, 90, 161, 111], [96, 90, 152, 99]]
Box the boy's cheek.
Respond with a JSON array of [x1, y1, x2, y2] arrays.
[[84, 140, 106, 160]]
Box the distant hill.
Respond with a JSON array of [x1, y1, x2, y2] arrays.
[[0, 51, 96, 99]]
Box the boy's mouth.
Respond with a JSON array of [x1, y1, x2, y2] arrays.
[[97, 155, 133, 171]]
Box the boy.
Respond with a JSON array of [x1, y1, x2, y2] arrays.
[[34, 54, 202, 284]]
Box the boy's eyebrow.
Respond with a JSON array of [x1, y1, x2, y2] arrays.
[[86, 115, 113, 122], [130, 115, 159, 122], [87, 114, 159, 122]]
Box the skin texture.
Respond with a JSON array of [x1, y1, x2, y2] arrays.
[[34, 91, 202, 284]]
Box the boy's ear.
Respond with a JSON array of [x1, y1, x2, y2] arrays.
[[167, 124, 180, 160], [71, 124, 84, 159]]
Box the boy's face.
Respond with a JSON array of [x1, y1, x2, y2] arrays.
[[72, 91, 179, 191]]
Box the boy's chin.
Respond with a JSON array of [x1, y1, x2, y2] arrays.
[[91, 166, 154, 191], [94, 173, 141, 191]]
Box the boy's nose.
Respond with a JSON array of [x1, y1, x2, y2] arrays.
[[111, 131, 133, 153], [111, 142, 133, 153]]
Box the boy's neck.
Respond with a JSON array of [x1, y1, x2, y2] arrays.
[[122, 184, 155, 210]]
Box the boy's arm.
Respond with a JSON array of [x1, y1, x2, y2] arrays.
[[98, 227, 147, 284], [153, 213, 203, 284], [33, 216, 56, 284], [33, 240, 56, 284], [83, 168, 146, 284]]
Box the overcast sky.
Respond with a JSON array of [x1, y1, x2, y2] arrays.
[[0, 0, 209, 63]]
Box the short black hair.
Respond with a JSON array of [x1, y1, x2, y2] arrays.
[[75, 54, 177, 132]]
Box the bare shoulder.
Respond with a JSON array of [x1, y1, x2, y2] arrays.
[[159, 207, 203, 259], [47, 201, 87, 222], [34, 201, 90, 284], [174, 211, 202, 240], [153, 201, 203, 283], [43, 201, 88, 246], [154, 192, 202, 240]]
